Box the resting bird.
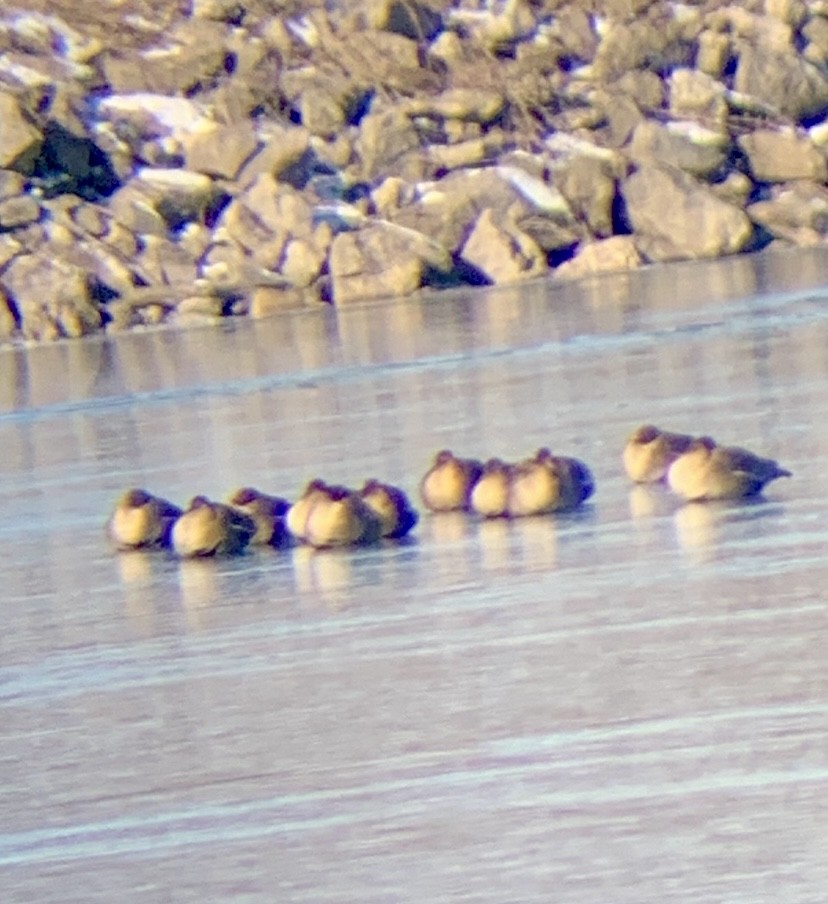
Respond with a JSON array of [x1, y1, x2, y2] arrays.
[[419, 450, 483, 512], [171, 496, 256, 557], [107, 488, 182, 550], [623, 424, 696, 483], [304, 486, 383, 549], [358, 480, 418, 538], [508, 448, 593, 516], [285, 479, 331, 542], [667, 436, 792, 501], [470, 458, 513, 518], [227, 486, 291, 546]]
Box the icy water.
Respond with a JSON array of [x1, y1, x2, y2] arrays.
[[2, 249, 828, 903]]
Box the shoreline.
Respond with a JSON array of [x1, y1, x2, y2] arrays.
[[1, 1, 828, 344]]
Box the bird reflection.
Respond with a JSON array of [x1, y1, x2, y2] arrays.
[[477, 518, 512, 572], [628, 484, 672, 520], [291, 545, 353, 612], [511, 516, 559, 571], [176, 558, 220, 628], [673, 501, 719, 562]]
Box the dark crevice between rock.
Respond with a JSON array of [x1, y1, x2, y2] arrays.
[[611, 188, 632, 236], [4, 292, 22, 331], [429, 257, 491, 290], [546, 243, 579, 270], [31, 121, 120, 201]]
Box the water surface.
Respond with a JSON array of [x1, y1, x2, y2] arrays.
[[2, 249, 828, 903]]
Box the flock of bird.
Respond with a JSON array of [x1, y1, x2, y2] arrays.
[[106, 424, 792, 558]]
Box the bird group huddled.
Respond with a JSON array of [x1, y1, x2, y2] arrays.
[[106, 425, 791, 558]]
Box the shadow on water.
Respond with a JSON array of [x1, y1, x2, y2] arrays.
[[2, 249, 828, 902]]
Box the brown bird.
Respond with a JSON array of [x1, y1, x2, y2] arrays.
[[107, 488, 182, 550], [623, 424, 696, 483], [171, 496, 257, 557], [419, 450, 483, 512], [359, 480, 418, 538], [285, 479, 331, 542], [667, 436, 792, 501], [227, 487, 291, 547], [470, 458, 513, 518], [304, 485, 383, 549], [508, 448, 593, 516]]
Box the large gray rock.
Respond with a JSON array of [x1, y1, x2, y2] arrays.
[[392, 166, 575, 255], [553, 154, 617, 238], [623, 165, 754, 261], [554, 236, 642, 280], [356, 106, 423, 181], [2, 249, 102, 340], [367, 0, 443, 40], [738, 128, 828, 182], [747, 181, 828, 245], [329, 222, 452, 304], [182, 121, 259, 180], [460, 208, 547, 284], [733, 44, 828, 121], [629, 119, 730, 178], [0, 91, 42, 172]]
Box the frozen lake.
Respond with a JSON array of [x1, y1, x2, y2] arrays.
[[2, 249, 828, 903]]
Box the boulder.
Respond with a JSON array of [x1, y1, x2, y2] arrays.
[[747, 181, 828, 245], [623, 164, 754, 261], [738, 128, 828, 182], [629, 120, 730, 178], [554, 236, 642, 280], [733, 44, 828, 121], [2, 249, 102, 340], [0, 195, 42, 230], [182, 121, 259, 180], [460, 208, 547, 284], [367, 0, 443, 40], [329, 222, 452, 304], [0, 91, 42, 172], [553, 154, 617, 237]]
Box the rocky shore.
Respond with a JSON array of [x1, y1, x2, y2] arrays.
[[0, 0, 827, 344]]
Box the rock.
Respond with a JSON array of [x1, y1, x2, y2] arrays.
[[94, 94, 210, 150], [405, 88, 507, 124], [329, 222, 452, 304], [733, 44, 828, 121], [459, 208, 547, 284], [747, 181, 828, 245], [445, 1, 536, 49], [553, 154, 617, 237], [107, 183, 168, 235], [393, 166, 574, 256], [249, 285, 308, 318], [182, 121, 259, 180], [0, 91, 42, 172], [629, 120, 730, 178], [236, 124, 312, 187], [129, 168, 221, 228], [367, 0, 443, 40], [280, 231, 331, 288], [738, 128, 828, 182], [137, 235, 199, 287], [2, 249, 102, 340], [669, 68, 728, 125], [356, 105, 423, 181], [100, 19, 229, 94], [554, 236, 642, 280], [623, 164, 754, 261], [695, 30, 730, 78], [0, 195, 41, 230]]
